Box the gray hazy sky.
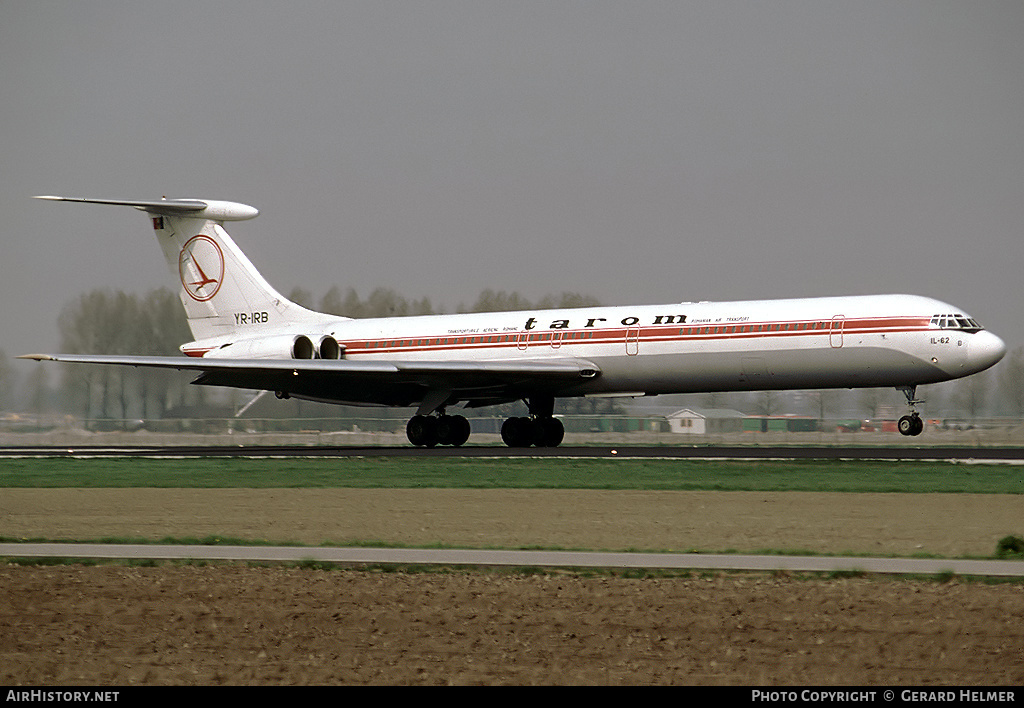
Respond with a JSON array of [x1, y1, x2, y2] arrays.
[[3, 1, 1023, 365]]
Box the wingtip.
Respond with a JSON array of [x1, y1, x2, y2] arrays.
[[17, 354, 54, 361]]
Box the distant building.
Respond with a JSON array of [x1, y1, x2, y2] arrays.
[[666, 408, 746, 434]]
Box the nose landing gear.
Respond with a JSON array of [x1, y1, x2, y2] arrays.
[[896, 386, 925, 437]]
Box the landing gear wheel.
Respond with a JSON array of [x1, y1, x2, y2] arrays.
[[406, 415, 439, 447], [501, 416, 533, 448], [536, 417, 564, 447], [437, 415, 471, 447], [898, 414, 924, 437], [436, 416, 456, 446]]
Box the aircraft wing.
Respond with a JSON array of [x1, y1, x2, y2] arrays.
[[18, 353, 601, 410]]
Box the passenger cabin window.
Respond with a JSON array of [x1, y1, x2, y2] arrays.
[[930, 314, 982, 333]]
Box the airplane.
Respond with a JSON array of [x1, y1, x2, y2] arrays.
[[22, 196, 1007, 447]]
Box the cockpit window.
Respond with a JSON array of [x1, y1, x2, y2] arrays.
[[930, 314, 982, 333]]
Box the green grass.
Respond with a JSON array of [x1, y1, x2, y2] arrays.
[[1, 456, 1022, 493]]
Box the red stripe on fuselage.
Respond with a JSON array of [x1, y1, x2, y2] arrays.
[[339, 316, 933, 356]]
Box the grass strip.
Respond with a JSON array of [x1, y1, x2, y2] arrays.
[[1, 456, 1022, 493]]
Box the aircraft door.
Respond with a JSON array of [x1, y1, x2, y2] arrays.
[[830, 316, 845, 348], [626, 327, 640, 356]]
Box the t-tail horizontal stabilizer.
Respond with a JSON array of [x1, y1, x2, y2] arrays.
[[33, 196, 259, 221]]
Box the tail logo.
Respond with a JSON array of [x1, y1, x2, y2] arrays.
[[179, 235, 225, 302]]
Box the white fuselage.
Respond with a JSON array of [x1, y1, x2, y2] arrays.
[[191, 292, 1005, 404]]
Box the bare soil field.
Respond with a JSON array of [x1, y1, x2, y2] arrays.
[[2, 488, 1023, 685]]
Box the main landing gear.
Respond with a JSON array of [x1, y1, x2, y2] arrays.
[[897, 385, 925, 437], [500, 416, 565, 448], [406, 413, 470, 448], [405, 396, 566, 448], [500, 395, 564, 448]]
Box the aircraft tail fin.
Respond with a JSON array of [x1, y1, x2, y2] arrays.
[[35, 196, 336, 343]]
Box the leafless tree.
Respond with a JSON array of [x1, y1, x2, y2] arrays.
[[998, 347, 1024, 416]]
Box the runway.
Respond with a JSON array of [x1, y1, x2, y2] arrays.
[[2, 542, 1023, 577], [3, 444, 1024, 460]]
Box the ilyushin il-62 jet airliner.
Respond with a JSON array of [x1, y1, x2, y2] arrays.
[[23, 196, 1006, 447]]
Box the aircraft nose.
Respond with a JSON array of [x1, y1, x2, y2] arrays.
[[969, 331, 1007, 372]]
